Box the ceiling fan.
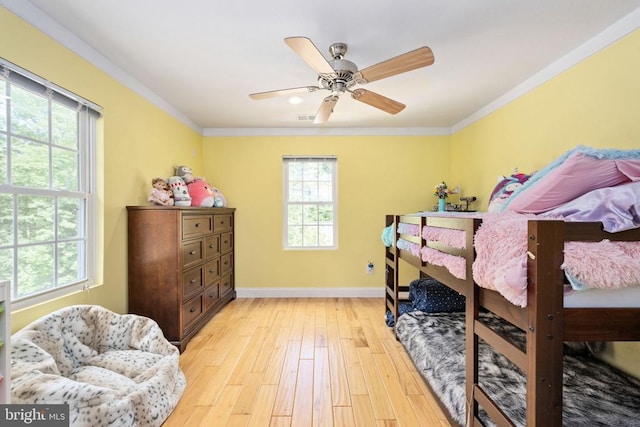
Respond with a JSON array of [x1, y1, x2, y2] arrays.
[[249, 37, 435, 124]]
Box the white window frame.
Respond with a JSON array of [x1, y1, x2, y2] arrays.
[[283, 156, 338, 250], [0, 58, 101, 310]]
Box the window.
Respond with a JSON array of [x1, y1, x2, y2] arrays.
[[0, 59, 101, 309], [283, 156, 337, 249]]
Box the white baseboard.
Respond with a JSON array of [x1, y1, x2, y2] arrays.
[[235, 287, 384, 298]]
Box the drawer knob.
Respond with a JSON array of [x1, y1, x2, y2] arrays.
[[189, 250, 196, 255], [190, 306, 197, 313], [190, 279, 197, 284], [223, 240, 228, 244], [209, 269, 215, 273], [209, 245, 215, 249], [195, 223, 201, 228]]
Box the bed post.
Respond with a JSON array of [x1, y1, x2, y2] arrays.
[[465, 273, 479, 426], [526, 220, 564, 426]]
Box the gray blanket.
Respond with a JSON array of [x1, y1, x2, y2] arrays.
[[395, 311, 640, 426]]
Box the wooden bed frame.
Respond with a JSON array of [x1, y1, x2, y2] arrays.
[[384, 214, 640, 427]]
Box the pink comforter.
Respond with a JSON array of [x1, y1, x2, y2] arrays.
[[472, 211, 640, 307]]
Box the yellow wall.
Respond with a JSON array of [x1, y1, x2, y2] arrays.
[[451, 29, 640, 209], [1, 7, 203, 330], [202, 135, 450, 290]]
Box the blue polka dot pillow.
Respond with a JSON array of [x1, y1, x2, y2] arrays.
[[409, 277, 465, 313]]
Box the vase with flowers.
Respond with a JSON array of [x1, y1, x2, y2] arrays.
[[434, 181, 450, 211]]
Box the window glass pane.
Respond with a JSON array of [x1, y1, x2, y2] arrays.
[[18, 195, 54, 244], [12, 137, 49, 188], [11, 85, 48, 142], [302, 205, 318, 224], [318, 162, 332, 181], [52, 102, 78, 149], [17, 244, 54, 297], [302, 181, 317, 202], [0, 193, 13, 246], [0, 133, 7, 185], [318, 226, 333, 246], [302, 225, 318, 246], [288, 181, 303, 202], [52, 146, 79, 191], [0, 248, 13, 286], [318, 181, 332, 201], [58, 241, 84, 285], [318, 205, 333, 223], [58, 197, 84, 239], [288, 225, 302, 246], [0, 79, 6, 131], [287, 204, 302, 225], [288, 162, 303, 180], [302, 162, 318, 180]]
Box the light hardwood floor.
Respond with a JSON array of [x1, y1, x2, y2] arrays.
[[163, 297, 451, 426]]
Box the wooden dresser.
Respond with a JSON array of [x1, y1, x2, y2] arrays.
[[126, 206, 235, 352]]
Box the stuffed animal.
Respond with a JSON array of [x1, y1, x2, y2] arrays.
[[187, 178, 215, 207], [176, 165, 228, 207], [168, 176, 192, 206], [487, 169, 530, 212], [175, 165, 195, 184], [212, 186, 227, 207], [148, 177, 174, 206]]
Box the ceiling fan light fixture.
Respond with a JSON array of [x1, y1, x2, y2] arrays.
[[249, 37, 434, 123], [288, 96, 304, 104]]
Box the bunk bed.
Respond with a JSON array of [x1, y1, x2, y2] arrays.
[[383, 146, 640, 426]]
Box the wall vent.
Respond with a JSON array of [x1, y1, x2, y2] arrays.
[[297, 114, 316, 121]]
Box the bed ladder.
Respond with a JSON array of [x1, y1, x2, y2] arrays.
[[466, 220, 565, 427], [384, 215, 401, 323]]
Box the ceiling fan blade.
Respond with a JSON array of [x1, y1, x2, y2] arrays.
[[351, 89, 405, 114], [249, 86, 320, 100], [313, 95, 339, 124], [355, 46, 434, 84], [284, 37, 335, 75]]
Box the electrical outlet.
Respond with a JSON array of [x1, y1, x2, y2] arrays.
[[367, 262, 374, 274]]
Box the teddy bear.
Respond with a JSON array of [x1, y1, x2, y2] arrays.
[[148, 177, 174, 206], [167, 176, 192, 206]]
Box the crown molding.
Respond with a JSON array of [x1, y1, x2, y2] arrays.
[[452, 6, 640, 133]]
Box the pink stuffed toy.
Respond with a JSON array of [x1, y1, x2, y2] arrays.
[[187, 178, 215, 207], [487, 170, 530, 212]]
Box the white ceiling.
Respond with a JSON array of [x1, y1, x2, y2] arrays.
[[5, 0, 640, 133]]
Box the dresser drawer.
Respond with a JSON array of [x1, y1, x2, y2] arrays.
[[204, 258, 220, 285], [220, 232, 233, 253], [204, 234, 220, 259], [214, 215, 232, 233], [182, 215, 213, 240], [221, 253, 233, 274], [182, 240, 203, 269], [220, 274, 233, 297], [183, 266, 203, 297], [182, 294, 203, 330], [203, 282, 219, 311]]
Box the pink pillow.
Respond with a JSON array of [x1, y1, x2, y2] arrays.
[[506, 152, 634, 213]]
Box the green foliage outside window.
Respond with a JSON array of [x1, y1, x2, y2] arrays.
[[0, 69, 87, 302]]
